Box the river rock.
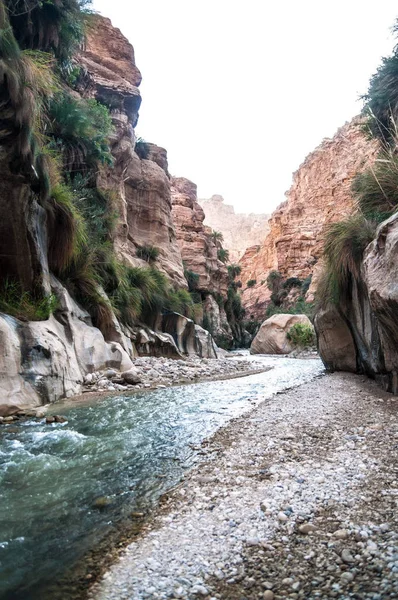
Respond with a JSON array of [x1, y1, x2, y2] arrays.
[[54, 415, 68, 423], [92, 496, 114, 509], [0, 404, 21, 417], [121, 368, 142, 384], [250, 314, 314, 355], [298, 523, 317, 534]]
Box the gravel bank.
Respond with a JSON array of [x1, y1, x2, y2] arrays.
[[90, 372, 398, 600], [81, 356, 267, 395]]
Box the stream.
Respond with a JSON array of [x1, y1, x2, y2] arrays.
[[0, 354, 323, 600]]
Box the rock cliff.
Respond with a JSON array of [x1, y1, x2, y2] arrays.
[[239, 119, 379, 319], [199, 195, 270, 263], [79, 18, 186, 289], [315, 213, 398, 394], [171, 178, 229, 297], [0, 15, 226, 412]]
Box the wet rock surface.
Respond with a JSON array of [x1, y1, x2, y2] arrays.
[[91, 373, 398, 600]]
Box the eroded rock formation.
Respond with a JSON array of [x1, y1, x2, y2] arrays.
[[316, 213, 398, 393], [0, 16, 228, 412], [239, 119, 379, 319], [79, 19, 186, 289], [199, 195, 270, 263], [171, 178, 229, 296]]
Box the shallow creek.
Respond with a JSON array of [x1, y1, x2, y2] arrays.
[[0, 354, 323, 599]]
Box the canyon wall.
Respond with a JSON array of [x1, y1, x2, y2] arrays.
[[315, 213, 398, 394], [79, 17, 187, 289], [0, 16, 227, 413], [199, 195, 270, 263], [239, 119, 379, 319], [171, 179, 229, 297]]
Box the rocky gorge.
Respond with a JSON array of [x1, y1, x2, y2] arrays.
[[2, 2, 398, 600], [0, 9, 247, 415], [239, 119, 379, 320]]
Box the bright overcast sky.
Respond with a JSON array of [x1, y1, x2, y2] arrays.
[[93, 1, 397, 214]]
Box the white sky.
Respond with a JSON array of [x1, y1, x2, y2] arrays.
[[93, 1, 398, 214]]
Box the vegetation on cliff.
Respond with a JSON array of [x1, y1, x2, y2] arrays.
[[317, 24, 398, 309], [0, 0, 199, 334]]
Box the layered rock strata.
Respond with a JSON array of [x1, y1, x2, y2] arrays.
[[239, 119, 379, 319], [171, 178, 229, 296], [199, 195, 270, 263], [0, 16, 227, 412], [315, 213, 398, 393], [79, 19, 186, 288]]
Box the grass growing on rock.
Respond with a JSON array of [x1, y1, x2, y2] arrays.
[[0, 280, 58, 321]]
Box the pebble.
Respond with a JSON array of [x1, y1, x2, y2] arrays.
[[341, 549, 356, 563], [298, 523, 317, 534], [333, 529, 348, 540], [278, 512, 288, 522], [90, 371, 398, 600]]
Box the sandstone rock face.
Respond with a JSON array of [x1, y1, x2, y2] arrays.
[[250, 314, 313, 355], [199, 195, 270, 263], [80, 17, 186, 289], [162, 312, 218, 359], [171, 178, 229, 296], [239, 119, 379, 319], [315, 215, 398, 392], [0, 281, 134, 411], [315, 307, 357, 373], [202, 295, 233, 346], [78, 15, 142, 125]]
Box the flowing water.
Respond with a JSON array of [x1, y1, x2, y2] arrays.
[[0, 355, 323, 600]]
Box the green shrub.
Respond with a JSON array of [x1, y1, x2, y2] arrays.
[[352, 155, 398, 223], [211, 230, 224, 244], [135, 137, 150, 160], [7, 0, 90, 63], [217, 248, 229, 263], [48, 94, 114, 172], [286, 323, 316, 348], [212, 292, 224, 307], [136, 245, 160, 262], [47, 182, 87, 272], [0, 280, 58, 321], [184, 268, 200, 292], [266, 270, 283, 292], [322, 215, 376, 296], [244, 319, 261, 336], [283, 277, 302, 290], [227, 264, 242, 280], [202, 312, 213, 336], [266, 298, 315, 319], [225, 285, 245, 321], [362, 51, 398, 144], [247, 279, 256, 288]]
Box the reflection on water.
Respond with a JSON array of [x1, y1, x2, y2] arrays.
[[0, 355, 323, 599]]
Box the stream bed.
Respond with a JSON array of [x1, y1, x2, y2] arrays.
[[0, 355, 323, 600]]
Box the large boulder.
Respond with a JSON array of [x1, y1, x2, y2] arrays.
[[250, 314, 313, 355], [314, 306, 357, 372]]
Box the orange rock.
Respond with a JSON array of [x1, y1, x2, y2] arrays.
[[239, 118, 379, 319]]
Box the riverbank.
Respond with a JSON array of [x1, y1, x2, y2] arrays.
[[0, 355, 269, 420], [90, 372, 398, 600]]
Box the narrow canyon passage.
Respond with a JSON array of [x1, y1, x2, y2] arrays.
[[0, 356, 322, 600], [91, 372, 398, 600]]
